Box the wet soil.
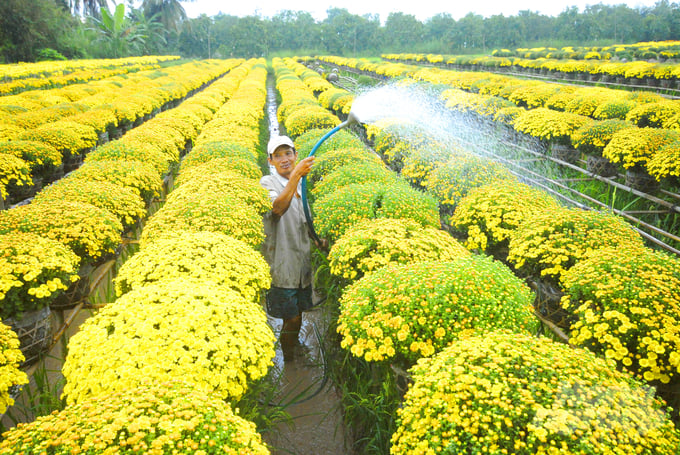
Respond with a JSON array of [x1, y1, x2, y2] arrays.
[[263, 302, 350, 455]]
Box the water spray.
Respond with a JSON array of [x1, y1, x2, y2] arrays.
[[302, 110, 361, 244]]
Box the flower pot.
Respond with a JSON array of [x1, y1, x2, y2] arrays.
[[550, 144, 580, 164], [625, 166, 660, 193], [62, 153, 83, 173], [7, 176, 43, 204], [586, 155, 618, 177], [5, 306, 53, 367], [97, 131, 109, 145], [50, 263, 94, 311]]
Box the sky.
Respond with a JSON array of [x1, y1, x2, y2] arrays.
[[181, 0, 663, 22]]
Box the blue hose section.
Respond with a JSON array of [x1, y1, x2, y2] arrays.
[[301, 124, 343, 244]]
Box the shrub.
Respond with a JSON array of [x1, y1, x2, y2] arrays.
[[68, 160, 163, 201], [603, 126, 680, 169], [0, 232, 80, 319], [86, 140, 170, 176], [284, 107, 339, 138], [0, 320, 28, 414], [451, 180, 561, 253], [313, 181, 440, 242], [171, 170, 271, 215], [140, 191, 264, 248], [422, 154, 516, 221], [328, 218, 469, 282], [33, 179, 146, 229], [0, 382, 270, 454], [391, 331, 680, 455], [337, 258, 537, 365], [507, 207, 644, 284], [115, 231, 270, 302], [561, 247, 680, 387], [62, 279, 275, 404], [0, 201, 123, 261]]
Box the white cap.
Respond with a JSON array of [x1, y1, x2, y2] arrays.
[[267, 135, 295, 156]]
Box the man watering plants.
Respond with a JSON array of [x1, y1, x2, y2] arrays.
[[260, 135, 326, 362]]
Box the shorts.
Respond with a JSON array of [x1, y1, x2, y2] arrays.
[[266, 286, 313, 320]]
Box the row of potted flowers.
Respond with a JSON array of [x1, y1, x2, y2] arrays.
[[0, 56, 181, 96], [288, 57, 680, 451], [0, 59, 242, 204], [0, 58, 249, 408], [319, 55, 680, 190], [384, 47, 680, 84], [0, 58, 274, 453]]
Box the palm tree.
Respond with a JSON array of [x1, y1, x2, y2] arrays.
[[67, 0, 107, 18], [142, 0, 193, 32]]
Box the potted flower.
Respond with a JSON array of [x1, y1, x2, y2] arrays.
[[422, 154, 516, 223], [0, 153, 31, 204], [561, 247, 680, 391], [391, 331, 679, 454], [0, 140, 62, 183], [139, 189, 264, 248], [337, 257, 537, 366], [0, 200, 123, 263], [603, 126, 680, 191], [68, 159, 163, 203], [450, 180, 561, 258], [328, 217, 469, 283], [314, 181, 440, 243], [114, 231, 270, 302], [512, 108, 590, 162], [0, 320, 29, 414], [0, 382, 270, 454], [508, 206, 644, 296], [62, 279, 275, 404], [0, 232, 80, 363], [571, 119, 630, 176]]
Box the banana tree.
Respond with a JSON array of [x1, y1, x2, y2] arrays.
[[88, 3, 144, 57]]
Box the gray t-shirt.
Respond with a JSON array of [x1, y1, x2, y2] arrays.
[[260, 171, 312, 289]]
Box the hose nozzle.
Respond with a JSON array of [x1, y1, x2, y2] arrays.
[[338, 110, 360, 129]]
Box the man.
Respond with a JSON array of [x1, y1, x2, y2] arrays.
[[260, 135, 321, 361]]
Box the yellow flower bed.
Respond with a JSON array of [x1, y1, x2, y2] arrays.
[[451, 180, 561, 252], [337, 258, 536, 364], [561, 247, 680, 387], [603, 126, 680, 169], [507, 207, 645, 283], [115, 231, 270, 302], [391, 331, 680, 454], [139, 190, 264, 248], [0, 232, 80, 319], [0, 382, 269, 454], [328, 218, 469, 282], [68, 160, 163, 202], [33, 179, 146, 229], [0, 320, 28, 415], [62, 279, 275, 404], [0, 201, 122, 261]]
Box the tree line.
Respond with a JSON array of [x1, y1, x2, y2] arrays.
[[1, 0, 679, 63]]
